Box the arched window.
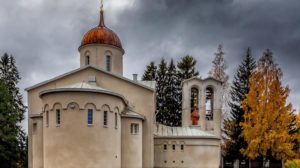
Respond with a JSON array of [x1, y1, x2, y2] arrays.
[[44, 105, 49, 127], [87, 109, 93, 125], [103, 111, 108, 127], [115, 113, 118, 129], [53, 103, 63, 126], [106, 55, 111, 71], [46, 110, 49, 127], [56, 109, 61, 125], [190, 87, 199, 112], [85, 56, 90, 65], [205, 87, 214, 120]]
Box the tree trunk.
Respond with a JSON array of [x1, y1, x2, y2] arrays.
[[234, 159, 240, 168], [262, 157, 268, 168]]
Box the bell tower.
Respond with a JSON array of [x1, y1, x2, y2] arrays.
[[181, 77, 223, 137]]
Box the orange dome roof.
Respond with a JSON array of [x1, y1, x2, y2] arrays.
[[80, 11, 122, 49]]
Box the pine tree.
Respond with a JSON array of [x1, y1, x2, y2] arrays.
[[0, 79, 20, 168], [142, 61, 157, 81], [177, 55, 199, 80], [241, 49, 296, 165], [0, 53, 27, 168], [165, 59, 181, 126], [155, 58, 169, 125], [223, 48, 256, 162]]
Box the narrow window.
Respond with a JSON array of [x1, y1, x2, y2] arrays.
[[33, 123, 37, 134], [130, 123, 139, 134], [191, 87, 199, 112], [134, 124, 139, 134], [56, 109, 61, 125], [106, 55, 111, 72], [103, 111, 108, 127], [46, 111, 49, 126], [86, 56, 90, 65], [163, 144, 167, 150], [87, 109, 93, 125], [115, 113, 118, 129], [181, 144, 184, 151], [206, 87, 214, 120], [172, 144, 176, 150]]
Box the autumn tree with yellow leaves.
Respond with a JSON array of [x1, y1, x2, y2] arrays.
[[240, 49, 297, 166]]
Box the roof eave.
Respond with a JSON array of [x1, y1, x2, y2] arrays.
[[39, 88, 128, 105], [25, 65, 154, 92], [154, 135, 220, 140]]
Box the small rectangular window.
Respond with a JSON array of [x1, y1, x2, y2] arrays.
[[130, 123, 139, 134], [33, 123, 37, 134], [87, 109, 93, 125], [106, 55, 111, 72], [46, 111, 49, 126], [181, 144, 184, 151], [172, 144, 176, 151], [86, 56, 90, 65], [115, 113, 118, 129], [163, 144, 167, 150], [56, 109, 61, 125], [103, 111, 108, 127]]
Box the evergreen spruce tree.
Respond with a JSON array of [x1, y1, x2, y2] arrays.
[[0, 79, 20, 168], [223, 48, 256, 162], [155, 58, 169, 125], [177, 55, 199, 80], [0, 53, 27, 168], [142, 61, 157, 81], [165, 59, 181, 126]]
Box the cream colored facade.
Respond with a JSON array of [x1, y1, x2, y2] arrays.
[[79, 44, 124, 76], [153, 77, 223, 168], [26, 8, 223, 168]]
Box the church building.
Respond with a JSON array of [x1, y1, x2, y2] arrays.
[[26, 5, 223, 168]]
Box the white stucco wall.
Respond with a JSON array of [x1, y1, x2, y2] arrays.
[[121, 117, 143, 168], [154, 138, 221, 168], [41, 92, 124, 168]]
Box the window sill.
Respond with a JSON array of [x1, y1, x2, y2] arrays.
[[56, 125, 60, 127], [103, 125, 108, 128], [88, 124, 93, 127]]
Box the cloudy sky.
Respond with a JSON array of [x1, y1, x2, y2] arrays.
[[0, 0, 300, 131]]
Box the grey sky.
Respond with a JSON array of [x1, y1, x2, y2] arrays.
[[0, 0, 300, 132]]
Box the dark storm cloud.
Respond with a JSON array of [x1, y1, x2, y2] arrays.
[[0, 0, 300, 131]]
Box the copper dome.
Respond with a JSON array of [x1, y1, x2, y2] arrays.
[[80, 11, 122, 49]]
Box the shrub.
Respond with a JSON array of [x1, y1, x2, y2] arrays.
[[284, 159, 300, 168]]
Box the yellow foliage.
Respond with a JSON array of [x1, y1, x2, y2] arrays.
[[240, 53, 296, 161], [284, 159, 300, 168]]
